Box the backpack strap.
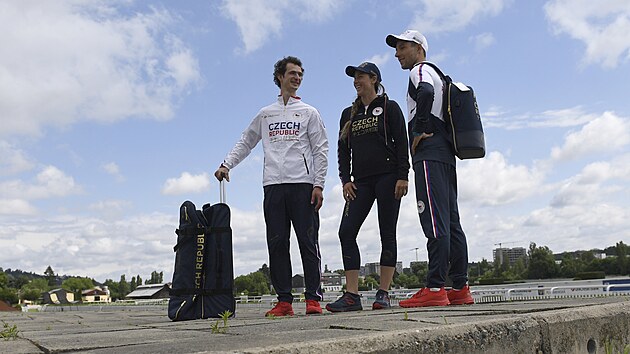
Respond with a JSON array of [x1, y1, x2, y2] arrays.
[[419, 61, 447, 80], [419, 61, 452, 124]]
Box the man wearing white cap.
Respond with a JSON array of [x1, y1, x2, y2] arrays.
[[385, 30, 474, 307]]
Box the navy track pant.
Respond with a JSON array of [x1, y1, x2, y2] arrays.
[[338, 173, 400, 270], [413, 160, 469, 289], [263, 183, 323, 302]]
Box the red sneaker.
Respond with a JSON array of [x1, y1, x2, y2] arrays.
[[447, 285, 474, 305], [399, 287, 450, 308], [305, 299, 322, 314], [265, 301, 294, 317]]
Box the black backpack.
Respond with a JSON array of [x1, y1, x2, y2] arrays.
[[422, 61, 486, 160]]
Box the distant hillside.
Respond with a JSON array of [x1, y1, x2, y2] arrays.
[[0, 268, 100, 287]]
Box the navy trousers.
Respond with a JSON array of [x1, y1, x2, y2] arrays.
[[263, 183, 323, 302], [413, 160, 469, 289]]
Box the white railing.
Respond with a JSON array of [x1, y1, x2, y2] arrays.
[[471, 283, 630, 303]]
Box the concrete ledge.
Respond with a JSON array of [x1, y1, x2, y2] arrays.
[[2, 298, 629, 353], [239, 301, 630, 354]]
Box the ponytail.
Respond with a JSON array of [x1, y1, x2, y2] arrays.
[[340, 96, 362, 142]]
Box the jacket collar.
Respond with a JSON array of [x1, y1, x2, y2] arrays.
[[277, 95, 302, 106]]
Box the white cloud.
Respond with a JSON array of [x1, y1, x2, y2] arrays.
[[457, 151, 546, 205], [469, 32, 496, 52], [0, 211, 176, 281], [365, 53, 390, 68], [162, 172, 211, 195], [408, 0, 509, 34], [485, 106, 603, 130], [0, 1, 200, 137], [545, 0, 630, 68], [550, 111, 630, 161], [102, 162, 125, 182], [0, 166, 80, 200], [0, 141, 35, 175], [89, 199, 132, 220], [0, 199, 37, 216], [220, 0, 346, 54]]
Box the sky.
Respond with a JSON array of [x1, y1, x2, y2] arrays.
[[1, 0, 629, 283]]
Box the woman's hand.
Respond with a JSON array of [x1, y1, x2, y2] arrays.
[[394, 179, 408, 200], [343, 182, 357, 201]]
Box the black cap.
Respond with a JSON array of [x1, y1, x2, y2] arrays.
[[345, 62, 381, 82]]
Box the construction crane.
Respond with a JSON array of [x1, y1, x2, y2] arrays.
[[494, 241, 519, 249], [410, 247, 422, 261]]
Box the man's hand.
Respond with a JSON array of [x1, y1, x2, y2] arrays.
[[411, 132, 434, 155], [214, 166, 230, 182], [342, 182, 357, 201], [311, 187, 324, 212], [394, 179, 408, 200]]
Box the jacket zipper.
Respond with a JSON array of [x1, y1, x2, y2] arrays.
[[302, 154, 310, 174]]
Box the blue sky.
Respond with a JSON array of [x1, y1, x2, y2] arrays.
[[1, 0, 629, 283]]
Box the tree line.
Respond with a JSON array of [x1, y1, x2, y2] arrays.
[[2, 241, 628, 305], [233, 241, 630, 295], [0, 267, 165, 306]]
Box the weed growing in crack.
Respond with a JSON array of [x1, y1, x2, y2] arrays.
[[1, 321, 20, 341], [211, 310, 233, 334]]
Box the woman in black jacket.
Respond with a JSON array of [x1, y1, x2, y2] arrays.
[[326, 62, 410, 312]]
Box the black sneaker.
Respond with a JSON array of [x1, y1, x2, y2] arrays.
[[325, 292, 362, 312], [372, 289, 390, 310]]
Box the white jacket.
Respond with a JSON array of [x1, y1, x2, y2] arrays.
[[222, 96, 328, 189]]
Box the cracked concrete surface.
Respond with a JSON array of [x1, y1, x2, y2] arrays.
[[0, 297, 628, 353]]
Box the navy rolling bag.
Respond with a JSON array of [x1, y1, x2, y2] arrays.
[[168, 181, 235, 321]]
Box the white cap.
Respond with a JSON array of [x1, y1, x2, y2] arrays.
[[386, 30, 428, 53]]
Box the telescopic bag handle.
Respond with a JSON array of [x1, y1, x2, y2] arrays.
[[219, 179, 226, 204]]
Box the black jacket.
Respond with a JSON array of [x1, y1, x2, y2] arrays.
[[338, 95, 410, 185]]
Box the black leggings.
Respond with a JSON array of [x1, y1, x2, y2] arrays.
[[338, 173, 401, 270]]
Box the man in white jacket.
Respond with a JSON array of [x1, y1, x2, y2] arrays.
[[214, 56, 328, 317]]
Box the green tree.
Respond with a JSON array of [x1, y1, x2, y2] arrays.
[[393, 273, 420, 288], [360, 275, 378, 291], [61, 277, 94, 299], [234, 271, 269, 296], [258, 264, 271, 285], [103, 279, 121, 301], [136, 275, 142, 288], [44, 266, 56, 286], [0, 271, 8, 288], [130, 276, 137, 292], [410, 262, 428, 286], [503, 257, 527, 280], [10, 275, 30, 289], [579, 251, 596, 265], [559, 254, 582, 278], [615, 241, 629, 275], [21, 278, 49, 293], [526, 243, 559, 279], [20, 278, 50, 301], [119, 275, 129, 297], [234, 274, 253, 295], [0, 287, 18, 304], [147, 271, 163, 284]]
